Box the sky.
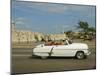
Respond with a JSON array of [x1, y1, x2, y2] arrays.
[[12, 0, 96, 34]]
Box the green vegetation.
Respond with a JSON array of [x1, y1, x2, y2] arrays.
[[77, 21, 95, 40], [77, 21, 95, 33], [64, 21, 96, 41]]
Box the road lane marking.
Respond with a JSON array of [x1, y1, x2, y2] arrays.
[[12, 54, 31, 57], [12, 50, 32, 52]]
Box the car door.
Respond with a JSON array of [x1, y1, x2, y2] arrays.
[[51, 44, 75, 57]]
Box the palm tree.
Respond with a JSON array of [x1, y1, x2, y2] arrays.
[[77, 21, 95, 40], [77, 21, 89, 32], [88, 27, 96, 32]]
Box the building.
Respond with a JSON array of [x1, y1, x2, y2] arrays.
[[48, 34, 68, 41], [12, 23, 68, 43], [12, 23, 45, 43]]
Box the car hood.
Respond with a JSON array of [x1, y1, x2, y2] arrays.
[[70, 43, 88, 49]]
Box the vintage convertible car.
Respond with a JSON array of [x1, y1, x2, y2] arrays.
[[32, 40, 91, 59]]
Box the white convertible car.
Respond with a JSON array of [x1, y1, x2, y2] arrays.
[[32, 40, 91, 59]]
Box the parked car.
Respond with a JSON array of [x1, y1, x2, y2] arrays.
[[32, 40, 91, 59]]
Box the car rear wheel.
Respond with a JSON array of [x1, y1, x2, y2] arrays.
[[76, 52, 85, 59]]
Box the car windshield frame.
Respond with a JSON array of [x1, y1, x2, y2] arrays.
[[68, 40, 72, 44]]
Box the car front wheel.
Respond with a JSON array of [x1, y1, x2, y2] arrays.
[[76, 51, 85, 59]]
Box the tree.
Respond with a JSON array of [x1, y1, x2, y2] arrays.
[[77, 21, 95, 40], [77, 21, 89, 32], [88, 27, 96, 32]]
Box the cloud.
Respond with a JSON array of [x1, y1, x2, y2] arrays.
[[12, 17, 25, 23], [12, 0, 96, 18], [12, 1, 96, 29], [12, 17, 32, 29], [45, 5, 67, 13], [13, 17, 33, 23], [12, 1, 69, 14]]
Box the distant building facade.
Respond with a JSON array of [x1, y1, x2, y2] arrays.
[[48, 34, 68, 41], [12, 23, 68, 43]]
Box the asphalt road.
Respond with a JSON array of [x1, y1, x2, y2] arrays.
[[11, 48, 96, 74]]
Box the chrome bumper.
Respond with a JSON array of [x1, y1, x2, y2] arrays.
[[86, 51, 91, 55]]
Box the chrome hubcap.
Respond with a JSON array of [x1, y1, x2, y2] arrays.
[[77, 52, 84, 59]]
